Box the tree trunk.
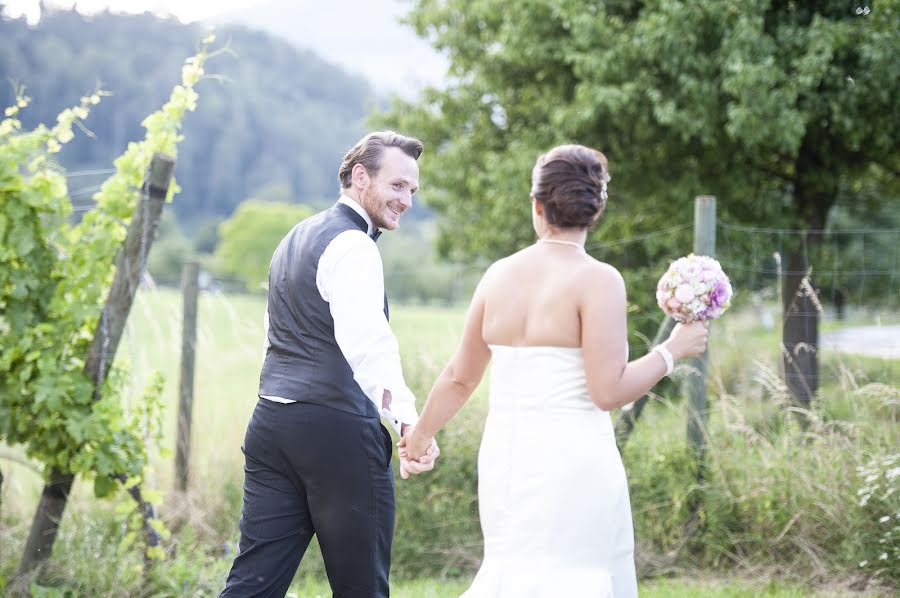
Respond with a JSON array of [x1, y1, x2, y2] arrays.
[[781, 133, 836, 407], [834, 288, 845, 321], [781, 243, 820, 406], [14, 470, 75, 586]]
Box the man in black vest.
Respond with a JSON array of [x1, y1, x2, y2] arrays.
[[221, 131, 439, 598]]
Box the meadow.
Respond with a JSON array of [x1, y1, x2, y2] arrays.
[[1, 287, 897, 597]]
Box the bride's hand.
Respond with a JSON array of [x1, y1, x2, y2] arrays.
[[664, 321, 709, 360], [397, 429, 440, 479], [397, 428, 435, 461]]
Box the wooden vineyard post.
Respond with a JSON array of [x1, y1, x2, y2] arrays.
[[686, 196, 716, 459], [16, 154, 175, 586], [176, 261, 199, 492]]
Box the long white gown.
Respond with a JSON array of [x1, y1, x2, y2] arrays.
[[461, 345, 638, 598]]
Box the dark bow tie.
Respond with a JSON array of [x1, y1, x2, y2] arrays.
[[370, 229, 382, 242]]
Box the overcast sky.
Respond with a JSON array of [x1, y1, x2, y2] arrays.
[[3, 0, 251, 23], [2, 0, 448, 94]]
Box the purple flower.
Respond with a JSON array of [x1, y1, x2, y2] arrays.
[[709, 280, 731, 309]]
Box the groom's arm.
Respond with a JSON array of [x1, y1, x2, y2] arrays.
[[317, 230, 419, 434]]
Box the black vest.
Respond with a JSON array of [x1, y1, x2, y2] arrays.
[[258, 202, 385, 418]]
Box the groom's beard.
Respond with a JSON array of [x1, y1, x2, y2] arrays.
[[361, 187, 404, 230]]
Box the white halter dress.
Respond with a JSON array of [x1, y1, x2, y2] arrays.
[[460, 345, 638, 598]]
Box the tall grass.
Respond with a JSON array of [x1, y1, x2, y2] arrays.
[[1, 287, 897, 595]]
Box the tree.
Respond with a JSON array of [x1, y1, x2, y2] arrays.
[[378, 222, 481, 305], [146, 211, 196, 284], [215, 200, 314, 291], [382, 0, 899, 404]]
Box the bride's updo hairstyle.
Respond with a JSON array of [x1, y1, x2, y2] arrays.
[[530, 144, 610, 229]]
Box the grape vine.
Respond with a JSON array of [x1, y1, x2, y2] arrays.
[[0, 36, 214, 499]]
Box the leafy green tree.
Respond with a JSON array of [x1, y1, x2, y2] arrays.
[[382, 0, 899, 404], [146, 211, 196, 284], [380, 222, 481, 305], [216, 200, 314, 291], [815, 179, 900, 316]]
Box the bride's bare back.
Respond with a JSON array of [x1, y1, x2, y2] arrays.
[[480, 243, 618, 349]]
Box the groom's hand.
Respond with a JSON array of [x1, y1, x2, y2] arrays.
[[397, 430, 439, 480], [399, 442, 439, 479]]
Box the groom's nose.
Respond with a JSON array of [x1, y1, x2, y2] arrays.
[[398, 191, 413, 210]]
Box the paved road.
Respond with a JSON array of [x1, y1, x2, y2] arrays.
[[820, 325, 900, 359]]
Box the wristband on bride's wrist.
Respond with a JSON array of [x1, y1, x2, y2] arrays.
[[652, 344, 675, 376]]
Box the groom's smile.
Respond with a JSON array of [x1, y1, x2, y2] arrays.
[[360, 146, 419, 231]]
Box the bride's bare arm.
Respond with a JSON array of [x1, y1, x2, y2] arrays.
[[581, 264, 707, 411], [401, 280, 491, 460]]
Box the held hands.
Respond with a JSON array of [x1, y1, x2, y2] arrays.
[[664, 321, 709, 361], [396, 428, 440, 480]]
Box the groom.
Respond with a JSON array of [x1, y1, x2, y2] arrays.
[[221, 131, 438, 598]]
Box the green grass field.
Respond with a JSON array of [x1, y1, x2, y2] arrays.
[[286, 575, 866, 597], [2, 287, 897, 596]]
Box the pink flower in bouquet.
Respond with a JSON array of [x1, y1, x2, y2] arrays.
[[674, 284, 695, 304], [656, 254, 732, 323]]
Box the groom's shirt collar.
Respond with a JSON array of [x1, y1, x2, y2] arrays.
[[338, 194, 375, 236]]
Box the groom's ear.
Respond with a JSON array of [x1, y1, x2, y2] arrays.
[[351, 163, 370, 190]]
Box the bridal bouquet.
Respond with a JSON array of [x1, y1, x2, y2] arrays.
[[656, 254, 732, 323]]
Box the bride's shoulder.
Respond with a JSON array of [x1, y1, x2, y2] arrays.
[[475, 251, 530, 292], [583, 257, 623, 278], [580, 259, 626, 292], [478, 255, 512, 287], [485, 251, 522, 274]]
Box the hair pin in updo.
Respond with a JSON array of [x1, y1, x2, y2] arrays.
[[600, 172, 610, 202]]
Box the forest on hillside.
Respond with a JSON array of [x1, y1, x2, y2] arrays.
[[0, 8, 375, 229]]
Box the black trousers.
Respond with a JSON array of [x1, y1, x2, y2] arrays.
[[221, 399, 396, 597]]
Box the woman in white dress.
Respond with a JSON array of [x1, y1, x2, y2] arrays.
[[399, 144, 709, 597]]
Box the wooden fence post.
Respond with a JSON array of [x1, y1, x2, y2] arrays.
[[176, 261, 199, 492], [16, 154, 175, 586], [686, 196, 716, 458]]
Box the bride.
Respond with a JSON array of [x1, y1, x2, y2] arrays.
[[399, 144, 709, 597]]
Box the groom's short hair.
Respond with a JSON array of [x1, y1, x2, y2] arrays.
[[339, 131, 424, 190]]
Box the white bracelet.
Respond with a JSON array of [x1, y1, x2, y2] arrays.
[[652, 344, 674, 376]]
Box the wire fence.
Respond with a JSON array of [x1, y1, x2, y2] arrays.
[[717, 221, 899, 312], [140, 219, 898, 316], [65, 184, 898, 371]]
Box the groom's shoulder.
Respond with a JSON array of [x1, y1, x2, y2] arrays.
[[303, 207, 365, 239]]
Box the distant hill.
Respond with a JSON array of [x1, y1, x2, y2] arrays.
[[0, 8, 376, 227], [208, 0, 448, 96]]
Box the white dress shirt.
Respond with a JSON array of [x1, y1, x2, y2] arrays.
[[261, 195, 419, 434]]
